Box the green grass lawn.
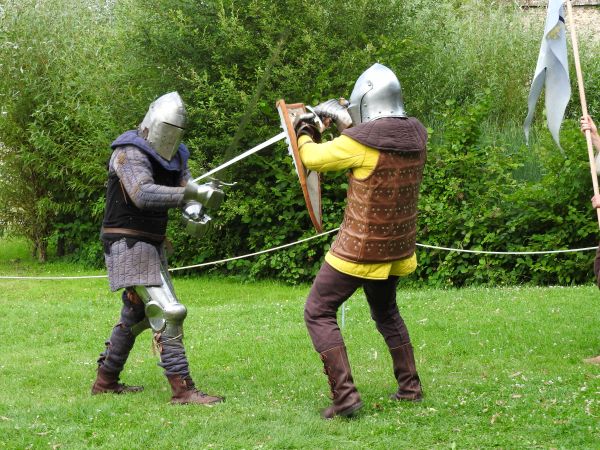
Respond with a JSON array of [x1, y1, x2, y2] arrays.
[[0, 238, 599, 449]]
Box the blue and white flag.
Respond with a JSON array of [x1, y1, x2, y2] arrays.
[[524, 0, 570, 150]]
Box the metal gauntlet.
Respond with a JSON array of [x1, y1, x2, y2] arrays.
[[181, 180, 226, 238], [181, 201, 212, 238], [313, 98, 352, 132], [183, 180, 225, 209]]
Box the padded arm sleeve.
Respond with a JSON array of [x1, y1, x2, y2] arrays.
[[111, 146, 185, 210]]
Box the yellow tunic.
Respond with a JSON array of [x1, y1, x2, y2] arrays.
[[298, 134, 417, 280]]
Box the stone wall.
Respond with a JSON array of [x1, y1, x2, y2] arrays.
[[518, 2, 600, 41], [520, 1, 598, 5]]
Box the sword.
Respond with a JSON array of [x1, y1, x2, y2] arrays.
[[192, 131, 287, 183]]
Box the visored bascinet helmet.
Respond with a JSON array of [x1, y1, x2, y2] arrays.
[[347, 63, 406, 125], [139, 91, 187, 161]]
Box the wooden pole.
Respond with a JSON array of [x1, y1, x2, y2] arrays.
[[565, 0, 600, 227]]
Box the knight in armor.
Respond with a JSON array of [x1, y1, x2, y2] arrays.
[[92, 92, 225, 405], [294, 64, 427, 418]]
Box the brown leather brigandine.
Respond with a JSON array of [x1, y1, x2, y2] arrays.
[[331, 117, 427, 263]]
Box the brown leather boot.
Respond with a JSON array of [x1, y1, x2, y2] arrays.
[[319, 346, 363, 419], [167, 374, 223, 405], [91, 366, 144, 394], [389, 343, 423, 401]]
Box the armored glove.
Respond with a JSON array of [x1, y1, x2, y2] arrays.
[[313, 98, 352, 132], [183, 180, 224, 209], [294, 119, 322, 143], [182, 180, 226, 238], [181, 201, 212, 238]]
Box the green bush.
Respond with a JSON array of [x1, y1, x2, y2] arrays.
[[1, 0, 600, 285], [413, 95, 597, 287]]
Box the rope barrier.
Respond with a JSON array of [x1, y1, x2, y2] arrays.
[[170, 228, 338, 272], [0, 228, 597, 280], [0, 274, 107, 280], [415, 243, 599, 255]]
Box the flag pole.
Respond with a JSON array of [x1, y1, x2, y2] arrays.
[[565, 0, 600, 227]]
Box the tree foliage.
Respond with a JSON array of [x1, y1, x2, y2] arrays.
[[0, 0, 599, 284], [0, 0, 120, 259]]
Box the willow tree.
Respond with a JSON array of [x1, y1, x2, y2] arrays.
[[0, 0, 129, 260]]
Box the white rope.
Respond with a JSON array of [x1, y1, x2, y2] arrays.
[[415, 243, 598, 255], [0, 228, 597, 280], [170, 228, 338, 271], [0, 274, 108, 280]]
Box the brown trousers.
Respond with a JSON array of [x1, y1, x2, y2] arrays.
[[304, 261, 411, 353]]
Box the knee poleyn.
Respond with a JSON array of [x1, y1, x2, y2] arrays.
[[146, 302, 187, 333]]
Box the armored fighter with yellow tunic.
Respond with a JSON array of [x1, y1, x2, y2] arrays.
[[295, 64, 427, 419]]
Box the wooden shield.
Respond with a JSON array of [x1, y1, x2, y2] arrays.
[[276, 99, 323, 232]]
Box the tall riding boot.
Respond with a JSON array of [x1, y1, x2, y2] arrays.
[[157, 333, 223, 405], [319, 346, 363, 419], [92, 291, 145, 395], [389, 343, 423, 401]]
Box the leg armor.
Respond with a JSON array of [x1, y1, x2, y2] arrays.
[[97, 290, 147, 374], [133, 264, 223, 404], [134, 267, 187, 338], [133, 264, 191, 378]]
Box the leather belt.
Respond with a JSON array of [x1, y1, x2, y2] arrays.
[[101, 227, 165, 242]]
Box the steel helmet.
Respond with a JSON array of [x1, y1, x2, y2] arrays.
[[139, 92, 187, 161], [347, 63, 406, 125]]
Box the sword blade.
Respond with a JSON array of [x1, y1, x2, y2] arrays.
[[192, 131, 287, 182]]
